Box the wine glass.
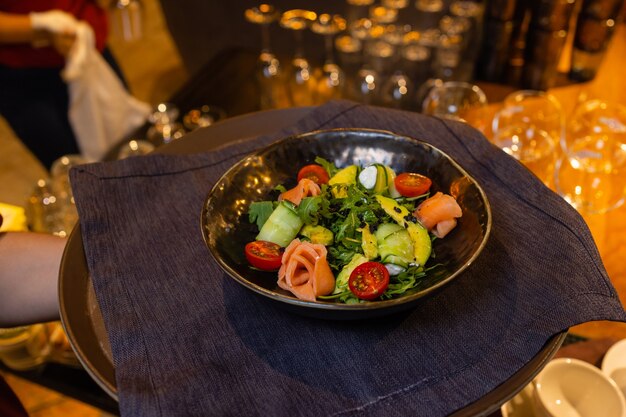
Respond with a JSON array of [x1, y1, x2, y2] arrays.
[[109, 0, 143, 42], [311, 14, 347, 104], [380, 24, 414, 109], [554, 99, 626, 214], [335, 34, 363, 76], [49, 155, 86, 237], [491, 90, 563, 186], [421, 81, 488, 132], [27, 154, 86, 238], [356, 38, 391, 105], [182, 105, 227, 131], [117, 139, 156, 159], [435, 16, 471, 81], [346, 18, 378, 103], [345, 0, 375, 26], [146, 102, 185, 145], [280, 9, 318, 106], [448, 0, 485, 81], [382, 0, 411, 23], [335, 34, 364, 101], [414, 0, 445, 31], [400, 39, 431, 99], [369, 5, 399, 25], [245, 4, 290, 109]]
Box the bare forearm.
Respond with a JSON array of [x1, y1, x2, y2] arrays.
[[0, 232, 65, 327], [0, 12, 39, 43]]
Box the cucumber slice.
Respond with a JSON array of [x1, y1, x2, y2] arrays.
[[375, 195, 432, 265], [377, 227, 414, 268], [374, 223, 403, 241], [256, 202, 303, 247]]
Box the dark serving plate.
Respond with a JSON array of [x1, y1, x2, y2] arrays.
[[201, 128, 492, 319]]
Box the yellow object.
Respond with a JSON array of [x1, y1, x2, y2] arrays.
[[375, 195, 432, 266], [359, 223, 378, 259], [300, 225, 334, 245], [0, 203, 28, 232], [373, 165, 401, 198], [328, 165, 358, 198]]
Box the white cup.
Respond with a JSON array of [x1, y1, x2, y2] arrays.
[[533, 358, 626, 417], [602, 339, 626, 399]]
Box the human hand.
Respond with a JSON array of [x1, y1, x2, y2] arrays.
[[50, 31, 76, 57], [30, 10, 78, 35], [62, 22, 95, 80]]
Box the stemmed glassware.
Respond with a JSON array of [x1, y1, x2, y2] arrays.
[[27, 155, 87, 237], [435, 16, 469, 81], [414, 0, 445, 31], [109, 0, 143, 42], [347, 18, 380, 104], [311, 14, 347, 104], [182, 105, 226, 132], [421, 81, 488, 132], [554, 99, 626, 214], [117, 139, 156, 159], [280, 9, 318, 106], [146, 102, 185, 145], [448, 0, 485, 81], [245, 4, 290, 109], [400, 34, 431, 103], [380, 24, 414, 109], [491, 90, 563, 186], [382, 0, 410, 22], [345, 0, 375, 26]]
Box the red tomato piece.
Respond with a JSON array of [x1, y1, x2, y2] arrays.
[[394, 172, 432, 197], [348, 262, 390, 300], [245, 241, 284, 271], [297, 164, 330, 185]]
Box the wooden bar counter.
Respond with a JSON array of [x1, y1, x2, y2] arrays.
[[523, 24, 626, 340]]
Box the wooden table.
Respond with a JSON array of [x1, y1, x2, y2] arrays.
[[484, 24, 626, 341], [539, 24, 626, 341]]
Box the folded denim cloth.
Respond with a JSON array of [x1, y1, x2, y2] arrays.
[[70, 100, 626, 417]]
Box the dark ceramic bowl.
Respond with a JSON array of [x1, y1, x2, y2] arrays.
[[201, 128, 491, 319]]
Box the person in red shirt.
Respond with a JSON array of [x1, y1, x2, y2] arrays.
[[0, 1, 125, 169]]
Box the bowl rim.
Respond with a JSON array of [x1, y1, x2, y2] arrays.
[[201, 127, 492, 312]]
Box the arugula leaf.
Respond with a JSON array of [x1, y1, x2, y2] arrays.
[[314, 156, 339, 178], [248, 201, 274, 230], [274, 184, 287, 193], [328, 244, 359, 270], [297, 196, 321, 225], [382, 265, 427, 298]]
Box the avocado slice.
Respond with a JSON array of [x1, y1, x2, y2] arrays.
[[375, 195, 432, 266], [328, 165, 358, 198], [300, 224, 334, 245], [359, 223, 378, 259]]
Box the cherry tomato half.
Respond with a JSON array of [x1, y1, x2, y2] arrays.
[[348, 262, 390, 300], [245, 241, 284, 271], [297, 164, 330, 185], [394, 172, 432, 197]]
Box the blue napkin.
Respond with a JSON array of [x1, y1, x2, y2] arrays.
[[71, 101, 626, 417]]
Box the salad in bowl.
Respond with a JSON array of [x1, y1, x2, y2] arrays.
[[245, 156, 463, 304], [201, 128, 491, 319]]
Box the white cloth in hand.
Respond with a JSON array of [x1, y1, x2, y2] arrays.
[[30, 10, 78, 34], [62, 22, 151, 161], [61, 22, 95, 81]]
